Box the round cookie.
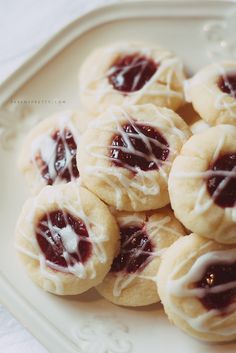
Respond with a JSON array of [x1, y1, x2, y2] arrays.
[[79, 42, 186, 114], [185, 61, 236, 126], [77, 104, 191, 211], [168, 125, 236, 244], [158, 233, 236, 342], [19, 111, 83, 195], [15, 183, 119, 295], [96, 208, 185, 306]]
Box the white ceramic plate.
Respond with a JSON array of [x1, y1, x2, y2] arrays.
[[1, 1, 236, 353]]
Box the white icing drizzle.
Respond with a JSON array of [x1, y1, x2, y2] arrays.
[[81, 44, 184, 111], [59, 225, 80, 253], [30, 112, 80, 186], [112, 215, 183, 297], [172, 132, 236, 225], [15, 184, 109, 294], [185, 63, 236, 118], [166, 242, 236, 336], [85, 105, 188, 210], [116, 212, 146, 228], [39, 255, 63, 294]]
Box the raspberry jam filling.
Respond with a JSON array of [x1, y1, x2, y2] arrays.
[[195, 262, 236, 311], [111, 226, 154, 273], [36, 210, 91, 269], [36, 128, 79, 185], [110, 122, 169, 171], [108, 54, 158, 93], [218, 73, 236, 98], [206, 153, 236, 208]]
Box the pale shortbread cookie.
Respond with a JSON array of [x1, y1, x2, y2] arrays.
[[158, 233, 236, 342], [96, 208, 185, 307], [77, 104, 191, 211], [168, 125, 236, 244], [185, 62, 236, 126], [19, 111, 84, 195], [79, 42, 186, 114], [15, 184, 119, 295]]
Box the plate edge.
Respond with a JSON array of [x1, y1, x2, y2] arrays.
[[0, 0, 235, 106], [0, 270, 80, 353]]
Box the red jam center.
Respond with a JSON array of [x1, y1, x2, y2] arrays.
[[195, 262, 236, 311], [36, 210, 91, 269], [218, 73, 236, 98], [108, 54, 158, 93], [206, 153, 236, 208], [110, 122, 169, 172], [111, 226, 154, 274], [36, 128, 79, 185]]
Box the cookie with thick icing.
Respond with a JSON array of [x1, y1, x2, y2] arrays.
[[96, 208, 185, 306], [79, 42, 186, 114], [185, 62, 236, 126], [158, 233, 236, 342], [19, 111, 82, 194], [77, 104, 191, 211], [15, 184, 119, 295], [168, 125, 236, 244]]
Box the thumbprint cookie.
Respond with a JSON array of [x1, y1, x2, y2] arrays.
[[79, 42, 186, 114], [77, 104, 191, 211], [158, 233, 236, 342], [169, 125, 236, 244], [15, 184, 119, 295], [185, 61, 236, 126], [19, 111, 82, 194], [96, 208, 185, 306]]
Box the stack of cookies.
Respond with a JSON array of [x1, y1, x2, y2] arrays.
[[15, 42, 236, 342]]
